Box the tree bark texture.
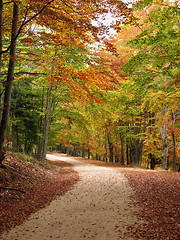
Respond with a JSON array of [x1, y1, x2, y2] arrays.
[[87, 149, 91, 159], [0, 3, 18, 164], [171, 110, 177, 171], [160, 105, 169, 170], [0, 0, 3, 70], [107, 133, 114, 162], [120, 133, 125, 165], [40, 85, 52, 161]]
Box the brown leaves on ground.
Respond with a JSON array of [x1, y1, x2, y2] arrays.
[[78, 157, 180, 240], [119, 168, 180, 240], [1, 154, 180, 240], [0, 153, 79, 235]]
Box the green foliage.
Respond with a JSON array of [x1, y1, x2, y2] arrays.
[[1, 0, 179, 169], [58, 46, 90, 69], [121, 52, 151, 74], [9, 77, 44, 153], [128, 4, 180, 79], [133, 0, 154, 10]]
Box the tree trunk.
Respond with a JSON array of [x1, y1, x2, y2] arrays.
[[171, 110, 177, 171], [126, 145, 130, 165], [87, 148, 91, 159], [104, 130, 108, 162], [129, 140, 142, 166], [40, 85, 52, 161], [82, 148, 86, 158], [149, 153, 156, 170], [0, 0, 2, 70], [107, 133, 114, 162], [160, 106, 169, 170], [114, 147, 120, 163], [72, 146, 78, 157], [0, 3, 18, 165], [133, 121, 142, 166], [37, 87, 45, 157], [120, 133, 125, 165]]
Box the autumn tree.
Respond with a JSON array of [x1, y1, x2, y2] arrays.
[[0, 0, 55, 165], [57, 0, 180, 170], [119, 0, 180, 170], [0, 0, 135, 164]]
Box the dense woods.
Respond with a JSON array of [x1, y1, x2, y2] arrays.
[[0, 0, 179, 171]]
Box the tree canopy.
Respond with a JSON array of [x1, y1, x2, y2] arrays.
[[0, 0, 179, 171]]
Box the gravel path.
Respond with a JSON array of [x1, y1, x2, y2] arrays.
[[2, 154, 143, 240]]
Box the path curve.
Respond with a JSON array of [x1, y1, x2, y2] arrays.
[[2, 153, 143, 240]]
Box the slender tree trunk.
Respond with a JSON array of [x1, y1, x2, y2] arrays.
[[81, 146, 85, 158], [37, 87, 45, 157], [0, 3, 18, 165], [0, 0, 3, 70], [149, 153, 156, 170], [107, 133, 114, 162], [104, 130, 108, 162], [171, 110, 177, 171], [126, 145, 129, 165], [72, 146, 78, 157], [87, 148, 91, 159], [160, 106, 169, 170], [129, 145, 134, 164], [120, 133, 125, 165], [114, 147, 119, 163], [40, 85, 52, 161], [133, 121, 142, 166]]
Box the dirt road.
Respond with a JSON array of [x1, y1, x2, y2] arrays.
[[2, 154, 143, 240]]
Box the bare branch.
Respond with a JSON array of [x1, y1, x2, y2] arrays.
[[0, 0, 55, 55], [14, 71, 47, 76], [0, 71, 47, 76], [0, 186, 25, 193]]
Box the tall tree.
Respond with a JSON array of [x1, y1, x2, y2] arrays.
[[0, 0, 2, 69], [0, 0, 134, 163], [0, 0, 56, 164], [120, 0, 180, 170], [0, 3, 18, 165]]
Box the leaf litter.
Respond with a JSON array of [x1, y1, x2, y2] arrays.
[[0, 153, 79, 236]]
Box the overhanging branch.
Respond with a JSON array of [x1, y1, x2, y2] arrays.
[[1, 72, 47, 76], [0, 0, 55, 55]]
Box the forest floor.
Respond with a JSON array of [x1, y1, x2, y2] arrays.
[[0, 153, 180, 240], [0, 153, 79, 235]]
